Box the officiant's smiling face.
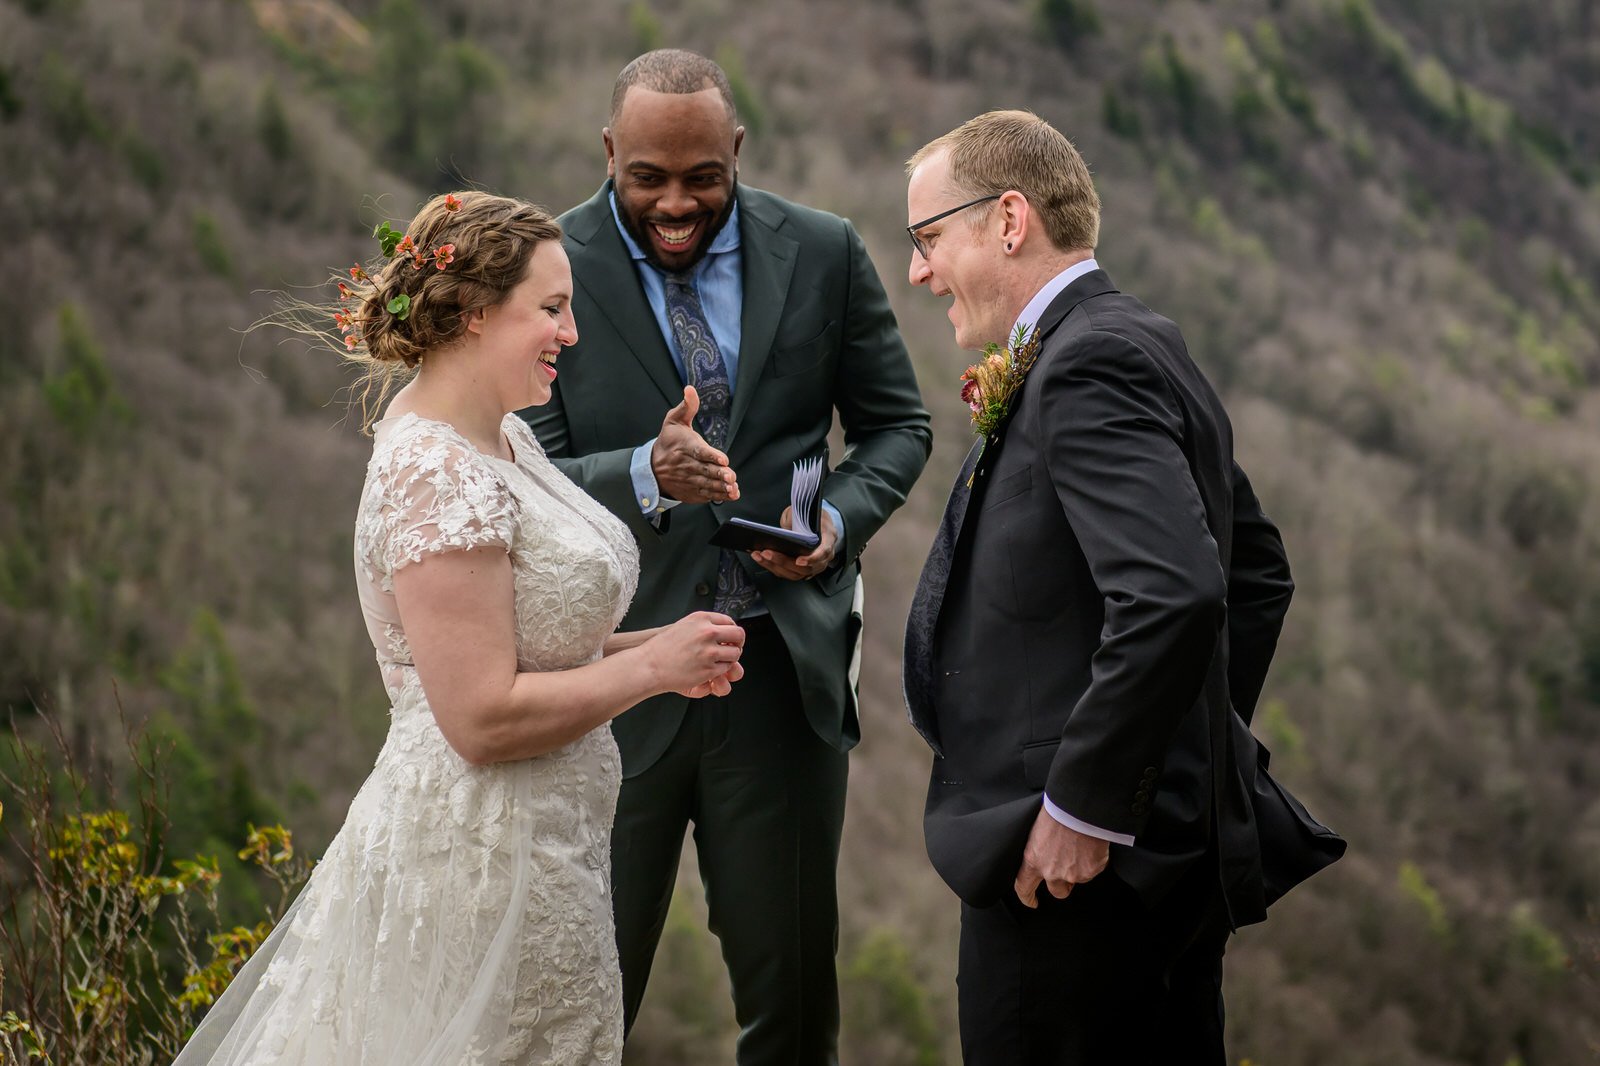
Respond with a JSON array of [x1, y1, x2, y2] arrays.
[[907, 149, 1012, 351], [605, 85, 743, 274]]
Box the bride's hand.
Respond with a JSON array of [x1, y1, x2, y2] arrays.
[[682, 661, 746, 700], [641, 611, 746, 697]]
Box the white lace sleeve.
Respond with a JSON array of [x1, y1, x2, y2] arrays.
[[358, 428, 517, 586]]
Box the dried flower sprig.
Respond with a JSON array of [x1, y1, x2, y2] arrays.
[[960, 323, 1040, 439]]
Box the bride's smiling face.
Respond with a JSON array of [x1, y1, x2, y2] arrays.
[[468, 240, 578, 410]]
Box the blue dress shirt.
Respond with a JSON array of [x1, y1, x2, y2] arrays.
[[615, 194, 844, 560]]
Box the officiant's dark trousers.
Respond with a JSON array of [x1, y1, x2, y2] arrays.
[[957, 859, 1230, 1066], [610, 615, 848, 1066]]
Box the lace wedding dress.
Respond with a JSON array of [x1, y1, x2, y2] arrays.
[[174, 411, 638, 1065]]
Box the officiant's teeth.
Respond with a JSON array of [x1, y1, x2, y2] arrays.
[[653, 222, 695, 245]]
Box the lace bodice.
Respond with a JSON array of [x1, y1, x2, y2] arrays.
[[353, 411, 640, 687]]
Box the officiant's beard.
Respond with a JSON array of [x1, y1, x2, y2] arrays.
[[621, 183, 740, 275]]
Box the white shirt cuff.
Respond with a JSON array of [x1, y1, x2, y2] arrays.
[[630, 439, 683, 517], [1041, 795, 1135, 847]]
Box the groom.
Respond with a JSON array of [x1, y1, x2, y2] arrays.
[[901, 110, 1299, 1063]]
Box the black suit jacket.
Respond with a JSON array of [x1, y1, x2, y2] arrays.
[[524, 183, 932, 776], [905, 268, 1296, 925]]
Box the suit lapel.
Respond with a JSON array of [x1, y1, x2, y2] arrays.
[[903, 437, 984, 753], [566, 183, 683, 408], [947, 267, 1120, 505], [902, 269, 1121, 750], [727, 190, 797, 445]]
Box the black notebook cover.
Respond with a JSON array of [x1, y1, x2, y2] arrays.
[[709, 451, 826, 556]]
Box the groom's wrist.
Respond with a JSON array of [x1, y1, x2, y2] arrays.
[[1041, 794, 1135, 847]]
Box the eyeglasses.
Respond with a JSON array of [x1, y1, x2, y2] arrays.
[[905, 194, 1001, 259]]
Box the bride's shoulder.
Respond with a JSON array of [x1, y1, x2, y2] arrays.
[[366, 413, 502, 491], [502, 412, 549, 463]]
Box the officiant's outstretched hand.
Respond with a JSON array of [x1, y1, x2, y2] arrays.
[[650, 386, 739, 503]]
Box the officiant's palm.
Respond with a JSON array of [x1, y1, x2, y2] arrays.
[[751, 506, 837, 579], [651, 386, 740, 504]]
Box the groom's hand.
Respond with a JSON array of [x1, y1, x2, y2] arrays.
[[653, 387, 740, 504], [1014, 806, 1110, 908], [751, 507, 838, 580]]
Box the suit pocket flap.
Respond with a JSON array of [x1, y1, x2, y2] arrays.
[[982, 466, 1032, 510], [771, 320, 839, 377], [1022, 739, 1059, 790]]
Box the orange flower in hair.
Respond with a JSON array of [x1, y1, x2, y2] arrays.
[[344, 333, 360, 351], [443, 194, 462, 212], [337, 281, 353, 301], [349, 263, 369, 281], [395, 235, 415, 257], [433, 243, 456, 270]]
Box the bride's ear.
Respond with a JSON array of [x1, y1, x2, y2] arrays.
[[462, 306, 487, 337]]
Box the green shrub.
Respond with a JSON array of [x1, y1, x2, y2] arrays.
[[1399, 861, 1451, 940], [717, 45, 765, 137], [256, 82, 293, 163], [40, 51, 110, 145], [1036, 0, 1101, 51], [42, 304, 128, 439], [121, 130, 167, 192], [1508, 902, 1568, 980], [629, 1, 663, 54], [841, 929, 942, 1066], [0, 708, 311, 1065], [191, 210, 234, 278], [0, 64, 21, 121], [1102, 87, 1142, 140]]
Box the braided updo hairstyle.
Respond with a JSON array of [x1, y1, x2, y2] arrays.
[[336, 191, 562, 428]]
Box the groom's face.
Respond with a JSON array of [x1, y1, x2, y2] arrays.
[[907, 152, 1009, 351], [605, 86, 743, 275]]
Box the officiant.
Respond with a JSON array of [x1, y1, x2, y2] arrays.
[[519, 49, 930, 1066]]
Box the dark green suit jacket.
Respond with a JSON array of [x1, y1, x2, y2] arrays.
[[521, 182, 931, 777]]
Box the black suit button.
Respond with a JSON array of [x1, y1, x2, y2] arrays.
[[694, 582, 711, 597]]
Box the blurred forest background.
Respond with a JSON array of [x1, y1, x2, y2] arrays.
[[2, 0, 1599, 1061]]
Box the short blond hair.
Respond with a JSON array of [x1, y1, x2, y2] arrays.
[[907, 110, 1100, 252]]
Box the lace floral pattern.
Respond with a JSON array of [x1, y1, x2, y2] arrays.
[[174, 413, 639, 1066]]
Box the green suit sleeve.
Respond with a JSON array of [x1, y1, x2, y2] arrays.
[[823, 220, 933, 569]]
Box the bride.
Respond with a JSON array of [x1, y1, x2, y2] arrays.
[[174, 191, 745, 1064]]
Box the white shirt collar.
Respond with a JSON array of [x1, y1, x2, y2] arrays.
[[1010, 257, 1099, 340]]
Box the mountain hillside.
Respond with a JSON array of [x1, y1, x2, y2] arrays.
[[2, 0, 1597, 1061]]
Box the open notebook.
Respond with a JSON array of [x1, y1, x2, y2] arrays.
[[709, 453, 826, 556]]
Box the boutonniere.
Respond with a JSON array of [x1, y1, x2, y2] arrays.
[[960, 323, 1040, 439]]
